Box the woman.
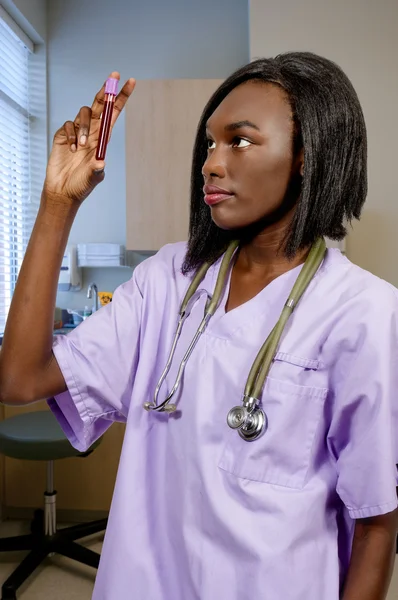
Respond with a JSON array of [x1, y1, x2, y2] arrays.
[[1, 52, 397, 600]]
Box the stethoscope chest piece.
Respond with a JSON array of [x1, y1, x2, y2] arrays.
[[227, 397, 268, 442], [240, 408, 267, 441]]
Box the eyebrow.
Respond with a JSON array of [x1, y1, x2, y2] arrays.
[[205, 119, 260, 133], [224, 120, 260, 132]]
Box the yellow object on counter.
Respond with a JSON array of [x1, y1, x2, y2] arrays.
[[54, 306, 63, 330], [98, 292, 113, 306]]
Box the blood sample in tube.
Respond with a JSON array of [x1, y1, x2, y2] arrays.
[[96, 77, 118, 160]]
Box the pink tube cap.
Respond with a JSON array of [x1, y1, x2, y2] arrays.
[[105, 77, 119, 95]]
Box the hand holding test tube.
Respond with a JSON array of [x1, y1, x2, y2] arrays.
[[44, 72, 135, 206]]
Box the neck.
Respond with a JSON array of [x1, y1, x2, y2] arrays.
[[236, 220, 309, 280]]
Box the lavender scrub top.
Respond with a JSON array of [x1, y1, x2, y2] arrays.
[[49, 242, 398, 600]]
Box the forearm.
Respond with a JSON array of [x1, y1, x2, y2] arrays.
[[0, 191, 78, 402], [342, 512, 397, 600]]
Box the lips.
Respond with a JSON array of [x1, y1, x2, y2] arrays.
[[203, 184, 234, 206]]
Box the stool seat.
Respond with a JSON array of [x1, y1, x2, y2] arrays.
[[0, 410, 98, 460], [0, 409, 106, 599]]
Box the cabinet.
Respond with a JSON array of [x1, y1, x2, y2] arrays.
[[125, 79, 223, 251]]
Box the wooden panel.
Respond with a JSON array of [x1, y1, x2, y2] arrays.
[[126, 79, 223, 251]]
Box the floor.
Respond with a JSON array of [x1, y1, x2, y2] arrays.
[[0, 521, 397, 599], [0, 520, 102, 599]]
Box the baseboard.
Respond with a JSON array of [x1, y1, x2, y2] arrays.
[[2, 506, 109, 523]]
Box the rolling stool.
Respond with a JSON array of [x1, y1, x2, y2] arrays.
[[0, 410, 108, 600]]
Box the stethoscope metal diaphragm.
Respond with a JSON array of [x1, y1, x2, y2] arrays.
[[227, 397, 268, 441]]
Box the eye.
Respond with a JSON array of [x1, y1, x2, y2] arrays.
[[232, 137, 251, 148], [207, 139, 216, 150]]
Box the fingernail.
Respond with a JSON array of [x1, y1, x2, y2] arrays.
[[80, 135, 87, 146], [71, 144, 76, 152]]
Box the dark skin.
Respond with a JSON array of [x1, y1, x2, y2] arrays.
[[0, 74, 396, 599], [203, 80, 398, 599], [203, 81, 307, 311]]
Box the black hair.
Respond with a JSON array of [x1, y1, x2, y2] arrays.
[[182, 51, 367, 274]]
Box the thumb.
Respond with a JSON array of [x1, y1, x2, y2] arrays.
[[92, 168, 105, 183], [80, 165, 105, 201], [89, 160, 106, 185]]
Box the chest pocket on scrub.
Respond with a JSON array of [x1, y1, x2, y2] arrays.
[[218, 352, 328, 490]]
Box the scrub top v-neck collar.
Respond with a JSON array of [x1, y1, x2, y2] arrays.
[[201, 251, 325, 340]]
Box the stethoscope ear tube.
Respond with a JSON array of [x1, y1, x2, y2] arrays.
[[144, 241, 238, 413], [250, 238, 326, 401]]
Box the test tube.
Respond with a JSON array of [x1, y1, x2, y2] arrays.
[[96, 77, 119, 161]]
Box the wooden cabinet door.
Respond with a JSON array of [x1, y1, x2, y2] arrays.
[[125, 79, 223, 251]]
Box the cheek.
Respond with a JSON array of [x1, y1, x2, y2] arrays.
[[238, 143, 294, 204], [210, 144, 295, 230]]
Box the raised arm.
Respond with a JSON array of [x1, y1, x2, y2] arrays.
[[0, 73, 135, 405]]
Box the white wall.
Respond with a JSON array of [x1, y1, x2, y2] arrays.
[[0, 0, 46, 41], [48, 0, 249, 309], [250, 0, 398, 286]]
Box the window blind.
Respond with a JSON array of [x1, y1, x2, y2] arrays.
[[0, 12, 34, 334]]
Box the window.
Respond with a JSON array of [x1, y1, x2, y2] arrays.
[[0, 10, 35, 334]]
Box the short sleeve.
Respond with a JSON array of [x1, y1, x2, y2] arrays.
[[326, 285, 398, 519], [48, 265, 144, 452]]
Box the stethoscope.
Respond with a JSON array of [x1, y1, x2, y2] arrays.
[[143, 238, 327, 441]]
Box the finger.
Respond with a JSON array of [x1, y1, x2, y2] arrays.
[[110, 78, 136, 128], [91, 168, 106, 185], [91, 157, 106, 175], [76, 106, 92, 147], [64, 121, 77, 152], [91, 71, 120, 119]]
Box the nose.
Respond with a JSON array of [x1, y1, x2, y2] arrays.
[[202, 146, 227, 180]]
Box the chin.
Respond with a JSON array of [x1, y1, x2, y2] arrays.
[[210, 205, 261, 232]]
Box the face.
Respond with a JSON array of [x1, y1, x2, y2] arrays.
[[202, 81, 303, 232]]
